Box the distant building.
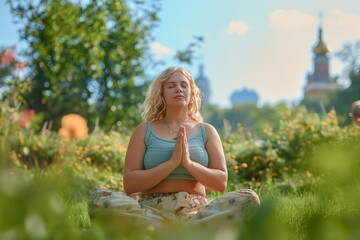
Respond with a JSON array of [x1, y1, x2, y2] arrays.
[[303, 22, 342, 101], [230, 87, 259, 106], [195, 64, 211, 105]]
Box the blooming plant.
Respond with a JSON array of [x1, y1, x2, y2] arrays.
[[224, 106, 360, 192]]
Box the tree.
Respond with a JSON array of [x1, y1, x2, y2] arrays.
[[333, 40, 360, 125], [8, 0, 160, 129], [0, 45, 28, 106]]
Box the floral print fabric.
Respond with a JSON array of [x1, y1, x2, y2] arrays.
[[88, 189, 260, 227]]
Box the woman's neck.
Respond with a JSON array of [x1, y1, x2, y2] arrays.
[[163, 108, 189, 124]]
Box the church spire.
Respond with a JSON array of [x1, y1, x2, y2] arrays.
[[313, 12, 329, 55]]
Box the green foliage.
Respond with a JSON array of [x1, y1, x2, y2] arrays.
[[0, 46, 30, 106], [302, 40, 360, 126], [203, 102, 290, 139], [11, 130, 61, 168], [7, 0, 161, 129], [2, 99, 360, 239], [77, 129, 129, 172], [224, 106, 360, 194], [332, 41, 360, 125], [174, 36, 204, 64]]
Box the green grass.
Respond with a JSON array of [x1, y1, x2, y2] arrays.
[[1, 103, 360, 239], [2, 163, 359, 240]]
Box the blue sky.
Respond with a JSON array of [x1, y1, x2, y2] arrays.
[[1, 1, 360, 107]]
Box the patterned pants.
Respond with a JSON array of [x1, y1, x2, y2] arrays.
[[88, 189, 260, 228]]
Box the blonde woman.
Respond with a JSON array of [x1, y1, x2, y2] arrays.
[[88, 67, 260, 227]]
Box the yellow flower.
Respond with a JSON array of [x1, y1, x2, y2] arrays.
[[111, 131, 121, 137], [103, 146, 111, 151], [76, 164, 82, 171], [91, 145, 100, 151], [119, 146, 127, 153]]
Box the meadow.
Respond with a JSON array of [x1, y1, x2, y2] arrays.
[[1, 102, 360, 240]]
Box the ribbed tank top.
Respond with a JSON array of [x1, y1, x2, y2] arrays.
[[143, 122, 209, 180]]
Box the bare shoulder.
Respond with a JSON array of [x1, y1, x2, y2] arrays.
[[203, 122, 219, 136], [130, 122, 148, 139]]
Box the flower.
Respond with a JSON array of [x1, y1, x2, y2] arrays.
[[14, 61, 27, 71], [18, 109, 35, 129], [58, 114, 89, 140], [1, 46, 15, 65]]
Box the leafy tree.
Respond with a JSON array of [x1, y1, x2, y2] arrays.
[[202, 102, 290, 139], [0, 45, 29, 106], [8, 0, 160, 130], [174, 36, 204, 64], [333, 40, 360, 125]]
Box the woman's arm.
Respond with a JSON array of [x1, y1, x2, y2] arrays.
[[123, 122, 183, 195], [181, 124, 228, 192]]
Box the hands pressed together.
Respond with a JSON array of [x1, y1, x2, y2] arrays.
[[170, 126, 192, 168]]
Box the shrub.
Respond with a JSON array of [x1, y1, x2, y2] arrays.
[[224, 106, 360, 193]]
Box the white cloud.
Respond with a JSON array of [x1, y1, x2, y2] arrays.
[[269, 9, 316, 30], [324, 8, 360, 50], [151, 42, 173, 60], [226, 20, 250, 36], [328, 8, 360, 27]]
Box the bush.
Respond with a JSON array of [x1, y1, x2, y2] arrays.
[[224, 106, 360, 193]]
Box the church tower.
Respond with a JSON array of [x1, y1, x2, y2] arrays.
[[195, 64, 211, 105], [304, 17, 341, 101]]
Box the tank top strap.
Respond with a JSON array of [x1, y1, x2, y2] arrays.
[[145, 122, 152, 145], [199, 122, 207, 144]]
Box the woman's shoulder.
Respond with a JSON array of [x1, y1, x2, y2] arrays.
[[202, 122, 217, 132], [202, 122, 220, 137], [131, 122, 149, 137]]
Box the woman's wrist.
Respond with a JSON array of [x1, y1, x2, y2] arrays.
[[168, 157, 180, 169], [182, 158, 193, 170]]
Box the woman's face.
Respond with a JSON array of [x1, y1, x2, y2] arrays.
[[162, 72, 191, 108]]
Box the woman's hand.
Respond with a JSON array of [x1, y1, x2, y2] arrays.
[[170, 129, 183, 167], [181, 126, 192, 167]]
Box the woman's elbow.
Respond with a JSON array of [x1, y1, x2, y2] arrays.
[[219, 172, 228, 192], [212, 174, 227, 192], [218, 180, 227, 192], [123, 177, 134, 195]]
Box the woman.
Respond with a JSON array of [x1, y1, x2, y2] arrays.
[[88, 67, 260, 227]]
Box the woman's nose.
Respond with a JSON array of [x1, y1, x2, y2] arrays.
[[175, 85, 182, 92]]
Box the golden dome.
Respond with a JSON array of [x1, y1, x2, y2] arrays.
[[313, 28, 329, 55]]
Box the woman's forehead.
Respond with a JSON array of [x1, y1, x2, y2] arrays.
[[167, 72, 189, 83]]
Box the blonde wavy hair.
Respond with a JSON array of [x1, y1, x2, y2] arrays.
[[141, 66, 203, 122]]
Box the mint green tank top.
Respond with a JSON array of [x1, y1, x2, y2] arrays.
[[143, 122, 209, 180]]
